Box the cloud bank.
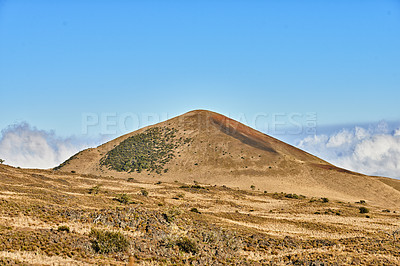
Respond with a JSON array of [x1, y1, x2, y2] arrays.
[[1, 121, 400, 179], [298, 121, 400, 178], [0, 122, 99, 169]]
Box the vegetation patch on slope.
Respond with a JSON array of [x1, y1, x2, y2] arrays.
[[101, 127, 191, 174]]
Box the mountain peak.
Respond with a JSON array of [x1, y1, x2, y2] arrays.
[[54, 110, 400, 206]]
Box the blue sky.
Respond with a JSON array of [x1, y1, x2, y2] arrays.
[[1, 1, 400, 176]]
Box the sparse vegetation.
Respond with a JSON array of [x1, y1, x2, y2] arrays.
[[2, 160, 400, 264], [140, 189, 149, 197], [0, 159, 4, 164], [88, 185, 102, 195], [190, 207, 200, 214], [272, 192, 306, 200], [175, 237, 198, 254], [180, 184, 206, 190], [113, 193, 131, 204], [284, 193, 306, 199], [175, 193, 185, 199], [321, 197, 329, 203], [162, 207, 181, 223]]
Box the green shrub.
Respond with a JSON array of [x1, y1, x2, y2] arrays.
[[114, 193, 131, 204], [163, 207, 181, 223], [180, 185, 206, 190], [190, 207, 200, 214], [321, 197, 329, 203], [359, 207, 369, 214], [175, 237, 197, 254], [88, 185, 101, 195], [89, 229, 129, 254], [191, 185, 205, 189], [57, 225, 70, 233], [140, 189, 149, 197]]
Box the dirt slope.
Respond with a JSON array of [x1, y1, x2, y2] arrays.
[[56, 110, 400, 207]]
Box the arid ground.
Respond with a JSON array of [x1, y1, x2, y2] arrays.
[[1, 164, 400, 265]]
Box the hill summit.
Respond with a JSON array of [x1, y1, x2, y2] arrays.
[[56, 110, 400, 206]]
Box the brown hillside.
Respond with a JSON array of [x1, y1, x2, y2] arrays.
[[56, 110, 400, 207]]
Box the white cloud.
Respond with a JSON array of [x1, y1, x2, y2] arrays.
[[0, 122, 99, 169], [326, 129, 353, 148], [298, 122, 400, 178]]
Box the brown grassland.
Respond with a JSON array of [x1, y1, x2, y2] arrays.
[[1, 164, 400, 265]]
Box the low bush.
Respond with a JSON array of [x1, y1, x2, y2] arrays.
[[114, 193, 131, 204], [180, 185, 206, 190], [190, 207, 200, 214], [89, 229, 130, 254], [359, 207, 369, 214], [57, 225, 70, 233], [162, 207, 181, 223], [175, 237, 197, 254], [140, 189, 149, 197], [88, 185, 101, 195]]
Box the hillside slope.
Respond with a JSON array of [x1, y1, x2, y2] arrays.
[[56, 110, 400, 207]]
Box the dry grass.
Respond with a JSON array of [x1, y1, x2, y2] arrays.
[[0, 251, 90, 266], [1, 164, 400, 264]]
